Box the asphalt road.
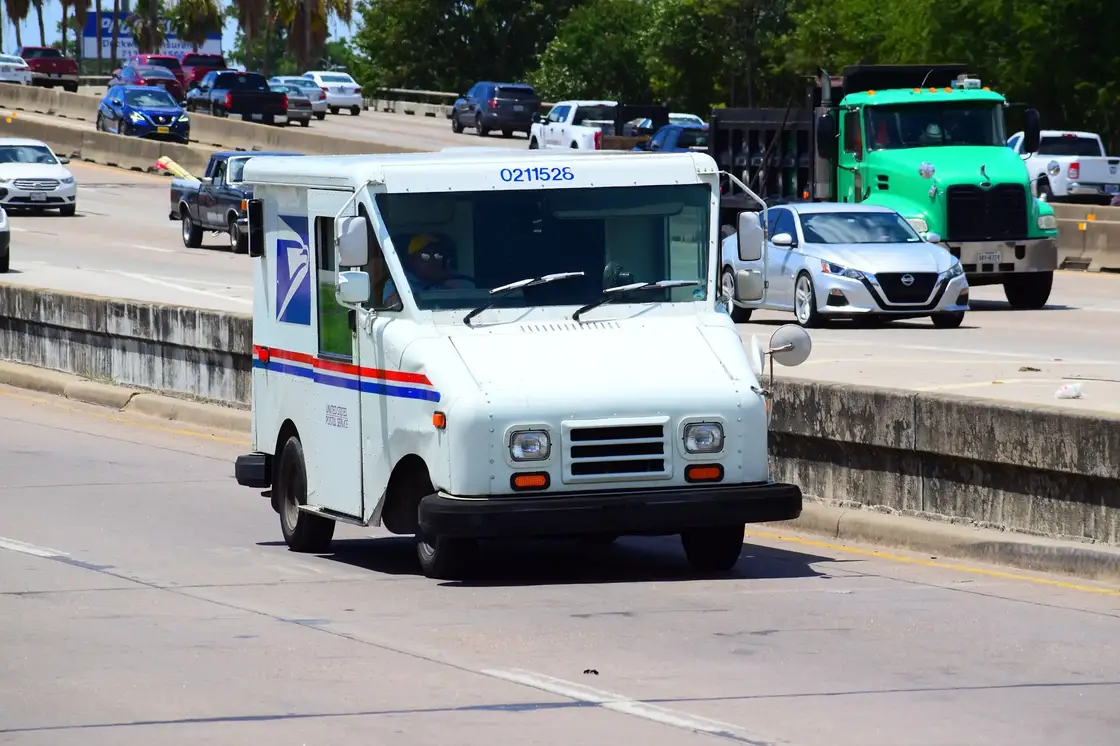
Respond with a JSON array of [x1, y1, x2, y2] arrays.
[[2, 162, 1118, 412], [0, 384, 1118, 745], [65, 89, 524, 152]]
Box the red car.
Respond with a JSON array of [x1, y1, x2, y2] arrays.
[[126, 54, 185, 89], [179, 52, 227, 89], [109, 64, 185, 102]]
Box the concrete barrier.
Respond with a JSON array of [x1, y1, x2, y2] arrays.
[[1052, 203, 1120, 272], [1, 283, 1117, 548]]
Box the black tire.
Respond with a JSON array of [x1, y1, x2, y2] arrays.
[[95, 112, 104, 131], [1003, 271, 1053, 309], [475, 114, 488, 137], [528, 137, 539, 149], [229, 214, 247, 254], [501, 129, 512, 138], [721, 268, 753, 323], [277, 436, 336, 553], [570, 142, 579, 149], [930, 311, 965, 328], [315, 111, 326, 120], [793, 271, 825, 328], [350, 106, 360, 116], [181, 210, 202, 248], [63, 83, 78, 93], [0, 251, 8, 273], [681, 525, 745, 573], [329, 106, 339, 115], [58, 204, 76, 217], [300, 118, 310, 127], [1037, 177, 1054, 201], [416, 533, 479, 580], [451, 114, 464, 134]]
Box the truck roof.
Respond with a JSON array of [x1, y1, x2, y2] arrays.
[[241, 148, 716, 191], [843, 87, 1006, 107]]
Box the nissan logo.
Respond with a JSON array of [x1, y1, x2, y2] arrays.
[[901, 274, 915, 286]]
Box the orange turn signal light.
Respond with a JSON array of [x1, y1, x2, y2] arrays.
[[511, 472, 550, 490], [432, 411, 447, 429], [685, 464, 724, 483]]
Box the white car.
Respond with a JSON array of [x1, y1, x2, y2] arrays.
[[0, 54, 32, 86], [0, 138, 78, 216], [268, 75, 328, 119], [721, 202, 969, 328], [0, 206, 9, 272], [302, 71, 362, 115]]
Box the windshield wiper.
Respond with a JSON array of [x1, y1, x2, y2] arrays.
[[572, 279, 699, 322], [463, 272, 585, 326]]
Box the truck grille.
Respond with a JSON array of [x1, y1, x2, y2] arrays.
[[874, 272, 938, 303], [14, 178, 59, 190], [945, 184, 1028, 241], [562, 419, 670, 483]]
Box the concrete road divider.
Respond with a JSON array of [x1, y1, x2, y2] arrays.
[[1052, 203, 1120, 272], [183, 109, 422, 155], [1, 282, 1118, 578]]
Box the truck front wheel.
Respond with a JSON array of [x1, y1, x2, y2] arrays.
[[528, 137, 539, 149], [681, 524, 745, 573], [277, 436, 336, 553], [416, 533, 479, 580], [1003, 271, 1053, 310]]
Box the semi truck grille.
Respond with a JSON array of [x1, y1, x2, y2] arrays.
[[14, 178, 59, 190], [945, 184, 1028, 242], [874, 272, 938, 303], [562, 419, 670, 483]]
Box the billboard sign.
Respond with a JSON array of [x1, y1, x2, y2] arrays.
[[81, 12, 221, 59]]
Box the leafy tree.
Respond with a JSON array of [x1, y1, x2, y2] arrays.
[[167, 0, 223, 52], [5, 0, 30, 48], [529, 0, 652, 102], [126, 0, 166, 53]]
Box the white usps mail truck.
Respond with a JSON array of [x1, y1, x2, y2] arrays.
[[233, 147, 812, 579]]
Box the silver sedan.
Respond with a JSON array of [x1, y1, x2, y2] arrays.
[[721, 202, 969, 328]]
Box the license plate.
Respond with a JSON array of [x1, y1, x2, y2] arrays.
[[513, 105, 524, 111], [1106, 184, 1119, 194], [156, 126, 169, 134], [251, 113, 263, 121], [50, 73, 60, 78], [30, 191, 47, 201], [0, 67, 10, 73], [977, 251, 1001, 264]]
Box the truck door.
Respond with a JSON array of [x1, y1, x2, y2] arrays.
[[200, 160, 224, 226], [304, 189, 364, 519], [837, 108, 866, 202]]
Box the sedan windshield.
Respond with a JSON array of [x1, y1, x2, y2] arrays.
[[800, 212, 922, 244], [0, 144, 58, 164], [126, 89, 177, 107], [371, 184, 711, 311], [866, 102, 1006, 149]]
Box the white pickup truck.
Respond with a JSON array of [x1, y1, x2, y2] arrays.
[[528, 100, 617, 150], [1009, 129, 1120, 204]]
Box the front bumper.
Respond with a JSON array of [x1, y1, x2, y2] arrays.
[[943, 237, 1058, 279], [817, 271, 969, 317], [417, 481, 802, 539], [0, 181, 77, 208]]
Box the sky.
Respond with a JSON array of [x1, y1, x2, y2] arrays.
[[0, 3, 354, 61]]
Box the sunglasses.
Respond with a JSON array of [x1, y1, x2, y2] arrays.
[[414, 251, 445, 262]]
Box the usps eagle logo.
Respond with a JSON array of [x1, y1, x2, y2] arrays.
[[275, 215, 311, 326]]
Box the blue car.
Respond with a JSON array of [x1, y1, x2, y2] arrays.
[[96, 84, 190, 144], [633, 123, 709, 153]]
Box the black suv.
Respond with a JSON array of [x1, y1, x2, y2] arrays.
[[451, 82, 539, 138]]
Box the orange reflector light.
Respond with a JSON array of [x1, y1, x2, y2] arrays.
[[867, 89, 875, 95], [929, 87, 937, 92], [511, 472, 549, 490], [944, 87, 951, 92], [685, 464, 723, 483], [241, 199, 249, 211], [432, 411, 447, 429]]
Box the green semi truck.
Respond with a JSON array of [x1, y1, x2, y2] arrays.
[[710, 64, 1058, 309]]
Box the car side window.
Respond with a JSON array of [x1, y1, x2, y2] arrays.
[[547, 105, 566, 123], [774, 210, 798, 244], [765, 208, 780, 237], [211, 161, 225, 186]]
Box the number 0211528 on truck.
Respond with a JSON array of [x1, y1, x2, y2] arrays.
[[232, 147, 813, 580]]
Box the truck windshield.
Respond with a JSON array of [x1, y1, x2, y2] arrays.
[[800, 211, 922, 244], [865, 102, 1006, 149], [20, 48, 60, 58], [374, 183, 711, 312]]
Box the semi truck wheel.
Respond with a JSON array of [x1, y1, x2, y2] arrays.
[[681, 525, 745, 573], [1003, 272, 1053, 310], [416, 533, 479, 580], [277, 436, 336, 553]]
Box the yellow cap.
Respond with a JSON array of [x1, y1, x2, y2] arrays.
[[407, 234, 439, 255]]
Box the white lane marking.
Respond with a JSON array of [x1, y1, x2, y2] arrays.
[[482, 668, 767, 743], [0, 536, 69, 558], [10, 226, 27, 232], [129, 244, 176, 254], [107, 270, 252, 306]]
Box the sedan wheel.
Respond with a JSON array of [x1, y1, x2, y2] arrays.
[[721, 269, 752, 323], [794, 273, 824, 328]]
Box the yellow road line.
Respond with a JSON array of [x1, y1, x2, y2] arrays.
[[745, 529, 1120, 596], [0, 388, 250, 445]]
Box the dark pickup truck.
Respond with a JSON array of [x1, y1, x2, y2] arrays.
[[184, 70, 288, 125], [170, 150, 303, 252], [17, 46, 79, 92]]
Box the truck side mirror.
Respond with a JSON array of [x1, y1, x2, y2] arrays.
[[1022, 108, 1041, 154], [336, 270, 371, 304], [247, 198, 265, 257], [337, 216, 369, 267], [816, 114, 837, 159], [737, 211, 764, 262]]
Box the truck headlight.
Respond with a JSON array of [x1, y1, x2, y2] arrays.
[[510, 430, 551, 461], [907, 218, 929, 233], [684, 423, 724, 454], [1037, 213, 1057, 230]]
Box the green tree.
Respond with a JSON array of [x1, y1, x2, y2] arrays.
[[30, 0, 46, 45], [229, 0, 269, 69], [126, 0, 166, 53], [167, 0, 223, 52], [5, 0, 30, 48], [529, 0, 652, 102]]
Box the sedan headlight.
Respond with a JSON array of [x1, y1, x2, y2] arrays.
[[177, 114, 190, 122], [944, 259, 964, 279], [906, 218, 929, 233], [60, 176, 74, 185], [822, 260, 864, 280], [129, 111, 145, 122], [1037, 213, 1057, 230], [684, 423, 724, 454], [510, 430, 551, 461]]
